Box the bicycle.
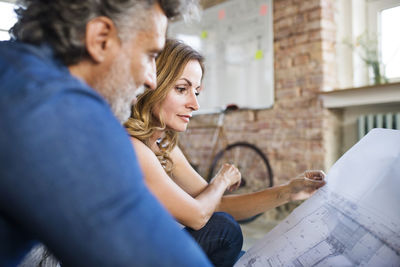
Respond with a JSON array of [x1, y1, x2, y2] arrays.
[[180, 105, 274, 223]]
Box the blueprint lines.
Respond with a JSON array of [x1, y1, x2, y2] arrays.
[[236, 129, 400, 267]]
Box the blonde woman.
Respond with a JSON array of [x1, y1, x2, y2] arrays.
[[125, 39, 326, 267]]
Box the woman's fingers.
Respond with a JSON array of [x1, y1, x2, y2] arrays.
[[304, 176, 326, 192], [288, 171, 327, 201], [223, 164, 241, 190], [304, 170, 326, 181]]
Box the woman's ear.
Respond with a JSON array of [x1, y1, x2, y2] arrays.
[[85, 16, 120, 63]]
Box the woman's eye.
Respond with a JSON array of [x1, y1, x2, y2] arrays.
[[195, 90, 200, 96], [176, 87, 186, 93]]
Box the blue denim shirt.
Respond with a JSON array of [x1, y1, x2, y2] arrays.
[[0, 41, 211, 267]]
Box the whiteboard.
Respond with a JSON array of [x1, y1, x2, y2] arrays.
[[168, 0, 274, 112]]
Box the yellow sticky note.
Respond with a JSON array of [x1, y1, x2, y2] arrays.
[[255, 49, 263, 60], [200, 30, 208, 39]]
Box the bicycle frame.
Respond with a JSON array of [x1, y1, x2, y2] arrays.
[[206, 112, 229, 179]]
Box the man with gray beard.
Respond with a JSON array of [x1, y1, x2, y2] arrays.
[[0, 0, 211, 266], [93, 46, 140, 123]]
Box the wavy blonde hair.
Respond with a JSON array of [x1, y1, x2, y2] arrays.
[[125, 39, 204, 174]]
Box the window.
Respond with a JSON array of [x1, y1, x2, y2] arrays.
[[368, 0, 400, 82], [0, 1, 17, 41], [380, 5, 400, 81], [336, 0, 400, 88]]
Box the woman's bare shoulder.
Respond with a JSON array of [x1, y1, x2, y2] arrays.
[[130, 137, 155, 158], [130, 136, 145, 147]]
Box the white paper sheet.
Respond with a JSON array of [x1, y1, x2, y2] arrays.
[[235, 129, 400, 267]]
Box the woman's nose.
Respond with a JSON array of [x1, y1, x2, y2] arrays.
[[187, 90, 200, 111]]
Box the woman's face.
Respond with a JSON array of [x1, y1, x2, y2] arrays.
[[154, 59, 202, 132]]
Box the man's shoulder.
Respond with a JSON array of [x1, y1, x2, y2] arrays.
[[0, 41, 83, 90], [0, 41, 104, 113]]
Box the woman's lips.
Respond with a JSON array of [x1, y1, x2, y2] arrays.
[[178, 115, 191, 123]]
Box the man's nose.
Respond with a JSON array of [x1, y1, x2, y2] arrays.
[[144, 63, 157, 90]]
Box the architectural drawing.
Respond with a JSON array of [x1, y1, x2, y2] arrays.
[[236, 129, 400, 267]]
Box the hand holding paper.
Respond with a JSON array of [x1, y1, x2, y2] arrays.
[[285, 170, 326, 201]]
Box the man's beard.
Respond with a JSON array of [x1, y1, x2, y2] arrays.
[[94, 50, 144, 123]]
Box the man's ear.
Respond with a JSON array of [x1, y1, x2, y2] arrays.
[[85, 16, 120, 63]]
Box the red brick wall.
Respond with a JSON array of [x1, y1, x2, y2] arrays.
[[179, 0, 338, 186]]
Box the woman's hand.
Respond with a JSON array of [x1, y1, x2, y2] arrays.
[[286, 170, 326, 202], [212, 163, 241, 192]]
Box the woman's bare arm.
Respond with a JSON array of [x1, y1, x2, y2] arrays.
[[217, 171, 326, 220], [170, 146, 325, 221], [169, 146, 212, 196], [142, 143, 325, 223], [131, 139, 240, 230], [171, 147, 294, 221], [169, 148, 325, 220]]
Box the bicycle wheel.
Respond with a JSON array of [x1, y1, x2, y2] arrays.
[[207, 142, 273, 223]]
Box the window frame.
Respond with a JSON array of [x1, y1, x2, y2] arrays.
[[367, 0, 400, 82], [336, 0, 400, 88]]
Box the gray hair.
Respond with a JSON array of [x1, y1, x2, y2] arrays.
[[10, 0, 199, 65]]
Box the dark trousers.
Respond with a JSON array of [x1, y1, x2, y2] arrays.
[[185, 212, 243, 267]]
